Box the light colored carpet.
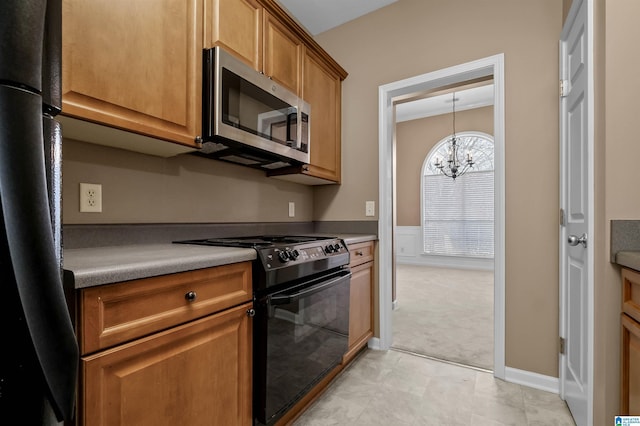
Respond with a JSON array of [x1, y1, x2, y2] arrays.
[[392, 264, 494, 370]]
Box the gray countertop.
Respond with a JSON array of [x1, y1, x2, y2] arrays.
[[64, 234, 376, 289], [64, 244, 257, 289], [615, 251, 640, 272]]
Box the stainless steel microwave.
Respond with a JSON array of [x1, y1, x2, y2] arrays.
[[201, 46, 310, 170]]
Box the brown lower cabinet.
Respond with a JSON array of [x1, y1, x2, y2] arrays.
[[622, 267, 640, 415], [77, 262, 253, 426], [343, 241, 375, 364], [622, 313, 640, 414], [82, 303, 252, 425]]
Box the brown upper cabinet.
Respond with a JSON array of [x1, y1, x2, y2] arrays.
[[204, 0, 262, 71], [262, 10, 302, 96], [206, 0, 347, 183], [205, 0, 302, 96], [301, 48, 342, 183], [63, 0, 347, 183], [267, 47, 343, 184], [61, 0, 203, 150]]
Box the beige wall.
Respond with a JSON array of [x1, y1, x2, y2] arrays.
[[396, 106, 494, 226], [314, 0, 563, 376], [596, 0, 640, 422], [62, 139, 314, 224]]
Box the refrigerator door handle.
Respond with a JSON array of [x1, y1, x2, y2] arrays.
[[0, 86, 78, 421]]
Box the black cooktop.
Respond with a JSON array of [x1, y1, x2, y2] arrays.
[[174, 235, 333, 249]]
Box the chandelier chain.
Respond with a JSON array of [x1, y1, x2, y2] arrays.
[[433, 91, 474, 180]]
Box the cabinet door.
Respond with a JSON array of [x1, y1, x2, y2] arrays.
[[622, 313, 640, 415], [81, 302, 252, 426], [205, 0, 262, 71], [302, 48, 342, 183], [344, 261, 373, 364], [62, 0, 202, 148], [263, 11, 302, 95]]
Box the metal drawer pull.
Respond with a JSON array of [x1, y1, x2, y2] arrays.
[[185, 291, 197, 302], [355, 251, 364, 256], [246, 308, 256, 317]]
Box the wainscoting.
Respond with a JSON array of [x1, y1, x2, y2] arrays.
[[395, 226, 494, 271]]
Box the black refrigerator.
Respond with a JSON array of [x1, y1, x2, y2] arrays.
[[0, 0, 79, 424]]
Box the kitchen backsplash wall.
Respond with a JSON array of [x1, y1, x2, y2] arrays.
[[62, 139, 314, 224]]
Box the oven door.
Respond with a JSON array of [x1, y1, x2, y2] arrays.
[[254, 269, 350, 426]]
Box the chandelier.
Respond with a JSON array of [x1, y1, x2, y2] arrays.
[[433, 92, 474, 180]]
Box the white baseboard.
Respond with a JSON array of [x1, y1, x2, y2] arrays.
[[367, 337, 382, 350], [366, 343, 558, 395], [504, 367, 559, 394]]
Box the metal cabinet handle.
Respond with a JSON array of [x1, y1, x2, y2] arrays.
[[246, 308, 256, 317], [355, 251, 364, 256], [567, 233, 587, 248], [185, 291, 197, 302]]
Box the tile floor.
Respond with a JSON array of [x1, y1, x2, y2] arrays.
[[293, 349, 576, 425]]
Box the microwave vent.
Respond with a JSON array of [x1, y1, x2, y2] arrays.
[[200, 142, 229, 155], [261, 161, 292, 170], [220, 155, 262, 166]]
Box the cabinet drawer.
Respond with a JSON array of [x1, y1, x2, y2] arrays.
[[348, 241, 374, 267], [623, 267, 640, 323], [79, 262, 252, 355]]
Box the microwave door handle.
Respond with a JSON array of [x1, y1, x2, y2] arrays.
[[270, 272, 351, 305], [299, 103, 309, 153], [286, 112, 292, 145], [286, 108, 298, 148]]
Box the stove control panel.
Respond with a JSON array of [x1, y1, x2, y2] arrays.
[[260, 239, 348, 269]]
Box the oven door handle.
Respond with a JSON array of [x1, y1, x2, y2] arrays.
[[270, 271, 351, 305]]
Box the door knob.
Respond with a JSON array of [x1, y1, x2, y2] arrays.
[[567, 233, 587, 248]]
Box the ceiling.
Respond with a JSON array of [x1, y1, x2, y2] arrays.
[[395, 85, 495, 122], [276, 0, 398, 35], [275, 0, 494, 121]]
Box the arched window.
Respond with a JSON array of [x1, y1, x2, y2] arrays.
[[422, 132, 494, 258]]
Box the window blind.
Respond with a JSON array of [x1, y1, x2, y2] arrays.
[[423, 170, 494, 258]]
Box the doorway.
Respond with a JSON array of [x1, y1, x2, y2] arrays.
[[377, 54, 506, 379], [392, 107, 496, 370]]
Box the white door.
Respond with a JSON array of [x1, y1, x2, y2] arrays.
[[559, 0, 593, 425]]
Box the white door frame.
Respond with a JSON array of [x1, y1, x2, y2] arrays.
[[377, 54, 506, 379], [559, 0, 594, 423]]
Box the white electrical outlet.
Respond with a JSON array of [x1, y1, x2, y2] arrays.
[[365, 201, 375, 217], [80, 183, 102, 213], [288, 202, 295, 217]]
